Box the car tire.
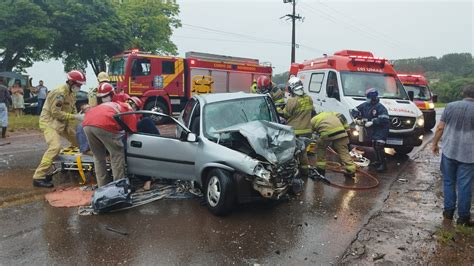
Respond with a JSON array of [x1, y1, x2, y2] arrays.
[[144, 100, 169, 124], [394, 146, 414, 156], [424, 119, 436, 131], [205, 169, 235, 216]]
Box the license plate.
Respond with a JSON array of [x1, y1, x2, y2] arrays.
[[386, 138, 403, 145]]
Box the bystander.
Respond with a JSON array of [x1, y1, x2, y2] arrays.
[[35, 80, 48, 115], [432, 84, 474, 227], [0, 78, 12, 138]]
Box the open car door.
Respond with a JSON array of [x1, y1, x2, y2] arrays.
[[114, 111, 199, 181]]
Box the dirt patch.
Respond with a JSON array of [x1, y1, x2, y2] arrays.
[[339, 144, 463, 264], [431, 224, 474, 265]]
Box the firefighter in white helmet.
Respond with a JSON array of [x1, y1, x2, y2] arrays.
[[88, 71, 110, 107], [281, 76, 315, 178]]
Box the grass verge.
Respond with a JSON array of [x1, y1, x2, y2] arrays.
[[434, 102, 447, 108], [8, 114, 39, 131]]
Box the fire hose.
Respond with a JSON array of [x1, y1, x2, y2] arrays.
[[304, 138, 380, 191]]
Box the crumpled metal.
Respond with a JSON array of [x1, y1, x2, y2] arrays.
[[216, 120, 297, 165]]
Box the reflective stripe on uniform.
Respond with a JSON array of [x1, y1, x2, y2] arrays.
[[295, 128, 312, 135], [378, 114, 390, 119]]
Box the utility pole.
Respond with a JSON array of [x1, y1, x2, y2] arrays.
[[282, 0, 303, 63]]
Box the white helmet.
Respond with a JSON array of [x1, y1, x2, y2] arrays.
[[288, 76, 304, 96]]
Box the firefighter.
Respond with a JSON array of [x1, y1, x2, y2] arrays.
[[88, 71, 109, 107], [281, 76, 314, 178], [32, 70, 86, 188], [351, 88, 390, 172], [311, 111, 356, 178], [82, 83, 137, 187], [255, 76, 285, 110]]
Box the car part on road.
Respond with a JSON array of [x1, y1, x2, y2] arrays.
[[105, 227, 128, 236], [92, 178, 132, 213]]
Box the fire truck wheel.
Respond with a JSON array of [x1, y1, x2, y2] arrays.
[[144, 100, 169, 124]]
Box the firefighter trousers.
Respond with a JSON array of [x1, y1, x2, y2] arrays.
[[315, 137, 356, 173], [83, 126, 125, 187], [297, 134, 311, 178], [33, 127, 78, 179]]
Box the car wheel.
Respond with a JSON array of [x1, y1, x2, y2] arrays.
[[394, 146, 414, 156], [144, 100, 169, 124], [205, 169, 235, 216]]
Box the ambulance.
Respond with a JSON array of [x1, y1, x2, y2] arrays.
[[108, 50, 272, 121], [397, 73, 437, 130], [289, 50, 424, 155]]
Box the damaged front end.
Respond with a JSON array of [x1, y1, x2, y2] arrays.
[[216, 121, 300, 199]]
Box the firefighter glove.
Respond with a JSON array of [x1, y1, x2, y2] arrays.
[[365, 121, 373, 127], [73, 114, 85, 122]]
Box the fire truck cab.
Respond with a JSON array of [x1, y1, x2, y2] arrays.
[[397, 74, 437, 130], [290, 50, 424, 155], [108, 50, 272, 120]]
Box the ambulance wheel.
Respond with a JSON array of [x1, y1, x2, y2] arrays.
[[144, 100, 169, 124], [424, 119, 436, 131], [205, 169, 235, 216], [394, 146, 414, 156]]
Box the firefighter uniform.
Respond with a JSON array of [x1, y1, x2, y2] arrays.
[[88, 87, 98, 107], [250, 81, 257, 93], [33, 84, 78, 180], [311, 112, 356, 175], [282, 95, 314, 177]]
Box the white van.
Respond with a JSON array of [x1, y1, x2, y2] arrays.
[[289, 50, 424, 155]]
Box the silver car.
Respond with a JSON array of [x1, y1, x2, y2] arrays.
[[115, 92, 300, 215]]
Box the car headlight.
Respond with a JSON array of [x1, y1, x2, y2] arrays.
[[254, 164, 271, 181], [428, 102, 435, 109], [416, 115, 425, 127]]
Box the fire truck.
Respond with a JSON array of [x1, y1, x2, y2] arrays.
[[397, 74, 437, 130], [289, 50, 424, 155], [108, 50, 272, 119]]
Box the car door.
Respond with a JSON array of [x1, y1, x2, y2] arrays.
[[305, 71, 326, 113], [115, 111, 199, 181]]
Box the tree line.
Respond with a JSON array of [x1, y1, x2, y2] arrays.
[[272, 53, 474, 103], [0, 0, 181, 75]]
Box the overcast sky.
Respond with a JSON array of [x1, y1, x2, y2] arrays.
[[26, 0, 473, 89]]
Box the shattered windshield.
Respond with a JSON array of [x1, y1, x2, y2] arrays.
[[341, 71, 409, 100], [203, 97, 276, 140], [403, 85, 431, 101]]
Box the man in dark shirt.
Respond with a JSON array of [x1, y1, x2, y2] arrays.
[[0, 78, 12, 138]]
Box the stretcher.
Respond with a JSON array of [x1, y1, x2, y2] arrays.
[[49, 147, 105, 185]]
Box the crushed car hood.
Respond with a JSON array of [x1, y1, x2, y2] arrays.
[[216, 120, 296, 165]]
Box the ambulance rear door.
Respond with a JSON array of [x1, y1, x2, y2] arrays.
[[301, 70, 325, 113], [322, 70, 347, 115]]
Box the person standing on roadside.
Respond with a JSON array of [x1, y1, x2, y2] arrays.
[[10, 80, 24, 117], [35, 80, 48, 115], [432, 84, 474, 227], [0, 78, 12, 138]]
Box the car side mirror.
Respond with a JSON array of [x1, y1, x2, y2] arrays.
[[187, 133, 197, 142], [432, 94, 438, 103], [408, 91, 414, 101]]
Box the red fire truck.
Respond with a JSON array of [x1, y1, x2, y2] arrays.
[[397, 74, 437, 130], [108, 50, 272, 119]]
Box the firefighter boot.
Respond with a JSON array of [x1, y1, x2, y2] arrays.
[[1, 127, 6, 138], [375, 142, 387, 172], [33, 179, 54, 188]]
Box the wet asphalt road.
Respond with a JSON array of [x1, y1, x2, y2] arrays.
[[0, 112, 441, 264]]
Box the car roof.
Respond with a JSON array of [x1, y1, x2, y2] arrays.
[[193, 92, 266, 105]]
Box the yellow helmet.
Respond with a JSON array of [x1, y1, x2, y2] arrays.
[[97, 72, 110, 82]]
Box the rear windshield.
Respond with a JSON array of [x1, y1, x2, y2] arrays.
[[403, 85, 431, 101], [109, 56, 127, 75], [341, 71, 408, 100]]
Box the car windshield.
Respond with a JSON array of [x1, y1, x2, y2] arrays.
[[403, 85, 431, 101], [109, 56, 127, 75], [203, 97, 276, 140], [341, 71, 409, 100]]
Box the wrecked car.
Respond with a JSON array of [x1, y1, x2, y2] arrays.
[[114, 93, 301, 215]]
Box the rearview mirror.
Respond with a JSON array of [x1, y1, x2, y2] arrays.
[[408, 91, 414, 101], [187, 133, 197, 142], [432, 94, 438, 103]]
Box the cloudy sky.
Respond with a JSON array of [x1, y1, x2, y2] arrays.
[[26, 0, 473, 89]]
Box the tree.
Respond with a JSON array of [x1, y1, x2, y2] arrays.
[[116, 0, 181, 55], [0, 0, 57, 72], [45, 0, 181, 75]]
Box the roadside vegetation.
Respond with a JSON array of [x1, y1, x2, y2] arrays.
[[8, 114, 39, 131]]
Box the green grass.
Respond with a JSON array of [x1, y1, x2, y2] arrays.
[[436, 228, 455, 244], [8, 114, 39, 131], [434, 102, 447, 108]]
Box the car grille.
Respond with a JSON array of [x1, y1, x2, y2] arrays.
[[389, 116, 415, 130]]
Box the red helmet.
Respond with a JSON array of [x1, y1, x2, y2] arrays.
[[256, 76, 271, 93], [128, 96, 143, 110], [67, 70, 86, 85], [112, 93, 130, 103], [97, 82, 115, 97]]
